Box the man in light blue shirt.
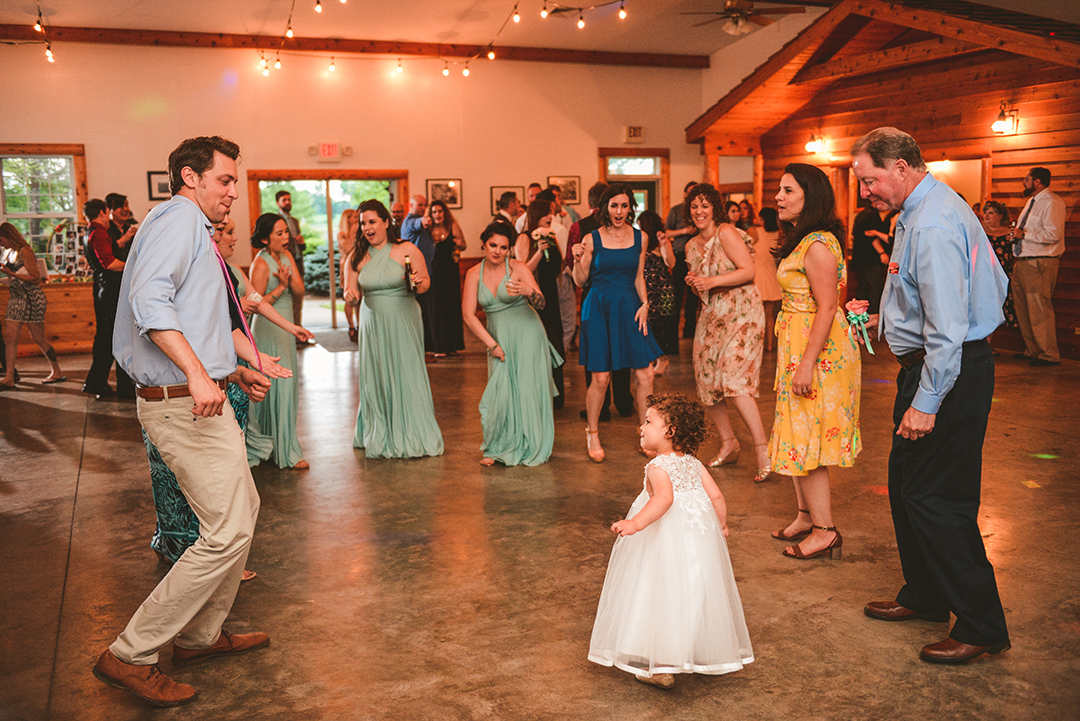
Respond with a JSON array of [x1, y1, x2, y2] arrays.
[[851, 127, 1010, 666], [96, 137, 270, 708]]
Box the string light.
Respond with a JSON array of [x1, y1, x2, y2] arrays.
[[619, 1, 626, 19], [328, 57, 336, 71], [578, 13, 585, 29], [274, 57, 282, 70], [487, 48, 495, 60], [262, 67, 270, 76], [541, 2, 548, 18], [513, 4, 520, 22], [285, 25, 294, 38], [462, 63, 470, 77], [397, 58, 403, 73], [315, 0, 322, 12], [260, 55, 268, 68], [442, 61, 450, 76], [45, 41, 53, 62], [34, 18, 42, 32]]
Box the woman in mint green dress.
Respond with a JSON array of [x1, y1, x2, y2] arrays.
[[462, 223, 563, 466], [343, 200, 444, 458], [249, 212, 308, 469]]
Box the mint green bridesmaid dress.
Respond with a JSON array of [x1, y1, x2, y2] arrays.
[[227, 263, 274, 467], [477, 260, 563, 466], [249, 251, 304, 468], [354, 244, 444, 458]]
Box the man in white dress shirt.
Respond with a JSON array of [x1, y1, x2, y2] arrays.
[[1011, 167, 1066, 367]]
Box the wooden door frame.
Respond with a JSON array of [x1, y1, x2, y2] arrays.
[[244, 169, 409, 224], [598, 148, 670, 217]]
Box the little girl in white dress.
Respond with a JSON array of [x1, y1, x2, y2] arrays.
[[589, 392, 754, 689]]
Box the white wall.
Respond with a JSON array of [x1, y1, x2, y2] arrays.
[[1, 43, 709, 261]]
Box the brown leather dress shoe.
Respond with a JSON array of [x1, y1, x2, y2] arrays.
[[93, 650, 197, 707], [172, 629, 270, 665], [864, 600, 950, 622], [920, 637, 1011, 664]]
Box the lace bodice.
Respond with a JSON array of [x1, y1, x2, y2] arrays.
[[644, 453, 714, 534]]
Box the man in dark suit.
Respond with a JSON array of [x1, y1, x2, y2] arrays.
[[82, 198, 135, 399]]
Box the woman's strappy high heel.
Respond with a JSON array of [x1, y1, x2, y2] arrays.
[[586, 427, 605, 463], [709, 437, 740, 467], [783, 525, 843, 560], [772, 509, 812, 541]]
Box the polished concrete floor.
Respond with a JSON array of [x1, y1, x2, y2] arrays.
[[2, 328, 1079, 720]]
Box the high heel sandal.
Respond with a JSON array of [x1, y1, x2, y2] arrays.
[[783, 525, 843, 560], [753, 442, 772, 483], [772, 509, 812, 541], [586, 427, 605, 463], [709, 438, 741, 467]]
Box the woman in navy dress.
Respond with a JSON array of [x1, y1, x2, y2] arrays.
[[571, 182, 662, 462]]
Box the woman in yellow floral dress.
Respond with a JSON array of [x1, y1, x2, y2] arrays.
[[684, 184, 770, 479], [769, 164, 861, 560]]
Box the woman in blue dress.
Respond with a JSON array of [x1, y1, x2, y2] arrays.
[[571, 182, 663, 462]]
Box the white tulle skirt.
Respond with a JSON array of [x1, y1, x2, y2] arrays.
[[588, 489, 754, 676]]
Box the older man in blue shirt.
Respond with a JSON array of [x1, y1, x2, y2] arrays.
[[851, 127, 1010, 665], [95, 137, 271, 708]]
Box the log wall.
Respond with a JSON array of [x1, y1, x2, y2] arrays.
[[759, 50, 1080, 359]]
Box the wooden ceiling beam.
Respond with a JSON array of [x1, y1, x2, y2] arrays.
[[792, 36, 983, 84], [0, 24, 709, 69], [848, 0, 1080, 69]]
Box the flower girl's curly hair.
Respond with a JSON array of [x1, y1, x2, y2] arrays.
[[646, 393, 708, 455]]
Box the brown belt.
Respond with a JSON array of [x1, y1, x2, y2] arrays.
[[136, 378, 227, 401]]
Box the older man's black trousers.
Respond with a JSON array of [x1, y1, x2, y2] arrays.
[[888, 339, 1009, 647]]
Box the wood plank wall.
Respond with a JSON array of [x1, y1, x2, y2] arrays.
[[758, 49, 1080, 359]]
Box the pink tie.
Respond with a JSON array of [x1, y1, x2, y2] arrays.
[[211, 235, 264, 374]]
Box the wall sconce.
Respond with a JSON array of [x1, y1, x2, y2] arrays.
[[991, 101, 1018, 135], [805, 133, 826, 154]]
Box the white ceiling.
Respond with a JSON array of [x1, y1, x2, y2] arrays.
[[3, 1, 1078, 58]]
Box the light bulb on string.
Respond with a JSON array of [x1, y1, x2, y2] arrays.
[[619, 2, 627, 19], [274, 57, 282, 70], [315, 0, 322, 12], [463, 63, 470, 77], [513, 7, 520, 23], [541, 2, 548, 18], [578, 13, 585, 29], [34, 19, 42, 32], [487, 48, 495, 60], [260, 55, 268, 68], [262, 67, 270, 76], [45, 43, 54, 62], [396, 58, 403, 73], [442, 61, 450, 77], [285, 25, 294, 38], [328, 57, 336, 71]]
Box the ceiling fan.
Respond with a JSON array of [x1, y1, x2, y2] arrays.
[[683, 1, 807, 35]]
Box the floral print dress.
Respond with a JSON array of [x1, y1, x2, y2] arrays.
[[768, 231, 861, 476], [686, 228, 765, 402]]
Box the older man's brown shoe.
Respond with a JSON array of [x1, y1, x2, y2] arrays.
[[920, 637, 1011, 664], [93, 650, 197, 707], [864, 600, 950, 622], [172, 629, 269, 665]]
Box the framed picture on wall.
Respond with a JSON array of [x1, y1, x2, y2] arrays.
[[147, 171, 171, 201], [547, 176, 581, 205], [426, 179, 462, 209], [490, 186, 524, 216]]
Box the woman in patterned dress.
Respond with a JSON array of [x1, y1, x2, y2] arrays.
[[683, 185, 770, 480], [0, 222, 65, 388], [636, 210, 678, 375], [769, 164, 861, 561], [981, 201, 1016, 329]]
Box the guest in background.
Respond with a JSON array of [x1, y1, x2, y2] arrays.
[[390, 202, 406, 234], [249, 213, 308, 469], [684, 184, 769, 480], [981, 201, 1016, 331], [495, 191, 520, 227], [666, 181, 700, 340], [338, 209, 359, 341], [550, 184, 581, 225], [427, 200, 467, 357], [769, 163, 861, 560], [637, 210, 678, 375], [275, 191, 307, 330], [753, 208, 783, 352], [463, 223, 562, 466], [105, 193, 136, 263], [739, 199, 759, 231], [345, 199, 443, 458], [82, 198, 135, 399], [571, 182, 662, 462], [401, 195, 438, 358], [0, 222, 65, 388], [850, 204, 894, 314], [517, 199, 566, 406]]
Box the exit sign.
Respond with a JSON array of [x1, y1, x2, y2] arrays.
[[318, 142, 342, 163]]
